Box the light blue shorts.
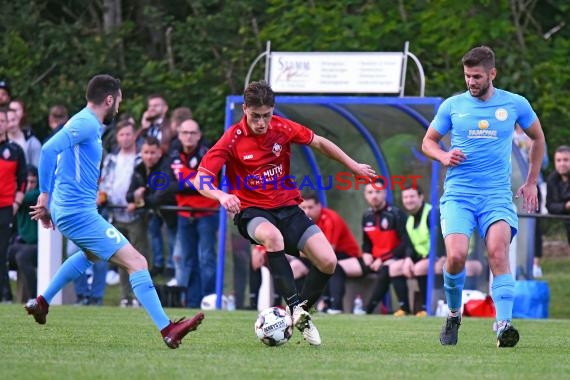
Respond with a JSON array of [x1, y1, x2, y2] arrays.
[[52, 206, 129, 261], [439, 193, 518, 240]]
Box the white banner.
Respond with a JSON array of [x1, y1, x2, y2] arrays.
[[269, 52, 404, 93]]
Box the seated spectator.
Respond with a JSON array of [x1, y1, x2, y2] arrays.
[[300, 192, 371, 314], [546, 145, 570, 244], [361, 179, 412, 316], [7, 165, 40, 302], [399, 185, 445, 316]]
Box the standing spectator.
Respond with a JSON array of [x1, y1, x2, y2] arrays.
[[361, 179, 412, 316], [300, 193, 371, 314], [0, 80, 11, 107], [546, 145, 570, 244], [9, 99, 42, 167], [422, 46, 545, 347], [167, 107, 193, 153], [6, 107, 41, 167], [136, 94, 173, 154], [8, 165, 39, 302], [44, 105, 69, 142], [193, 80, 376, 346], [98, 119, 148, 307], [127, 136, 177, 278], [0, 108, 27, 302], [167, 119, 219, 307]]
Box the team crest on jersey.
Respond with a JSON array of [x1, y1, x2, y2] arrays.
[[495, 108, 508, 121], [2, 148, 10, 160], [478, 120, 489, 130], [381, 217, 389, 229], [272, 143, 282, 157]]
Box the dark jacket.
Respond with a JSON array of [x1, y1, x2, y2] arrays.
[[126, 155, 177, 228], [545, 171, 570, 215]]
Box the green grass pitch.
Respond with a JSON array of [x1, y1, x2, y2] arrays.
[[1, 304, 569, 379]]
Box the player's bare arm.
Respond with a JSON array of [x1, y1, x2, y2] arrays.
[[422, 127, 466, 167], [515, 120, 546, 212], [193, 171, 241, 213], [310, 134, 375, 177]]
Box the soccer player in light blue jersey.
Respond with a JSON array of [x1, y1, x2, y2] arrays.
[[25, 74, 204, 349], [422, 46, 545, 348]]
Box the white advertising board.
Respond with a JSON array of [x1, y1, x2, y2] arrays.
[[269, 52, 404, 93]]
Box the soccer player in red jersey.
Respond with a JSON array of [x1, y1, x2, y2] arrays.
[[193, 80, 375, 345]]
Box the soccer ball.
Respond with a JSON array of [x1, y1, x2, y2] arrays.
[[254, 306, 293, 346]]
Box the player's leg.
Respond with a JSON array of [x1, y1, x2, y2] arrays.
[[439, 197, 475, 345], [111, 243, 204, 348], [480, 201, 519, 347]]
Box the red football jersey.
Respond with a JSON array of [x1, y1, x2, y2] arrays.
[[198, 115, 314, 210], [316, 208, 361, 257]]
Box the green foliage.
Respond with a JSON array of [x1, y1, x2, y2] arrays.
[[0, 0, 568, 149]]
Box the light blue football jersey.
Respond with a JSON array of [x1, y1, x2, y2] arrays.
[[431, 89, 537, 196], [39, 107, 103, 210]]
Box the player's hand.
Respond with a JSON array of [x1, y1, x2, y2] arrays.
[[219, 193, 241, 214], [515, 182, 539, 213], [351, 163, 376, 178], [30, 193, 55, 229], [370, 258, 383, 272], [441, 149, 466, 167]]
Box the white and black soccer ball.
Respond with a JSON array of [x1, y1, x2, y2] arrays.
[[254, 306, 293, 346]]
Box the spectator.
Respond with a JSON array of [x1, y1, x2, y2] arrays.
[[300, 192, 371, 314], [0, 107, 26, 302], [9, 99, 42, 167], [168, 106, 193, 153], [546, 145, 570, 244], [361, 179, 412, 316], [167, 119, 219, 307], [127, 136, 177, 279], [7, 165, 40, 302], [99, 119, 149, 307], [0, 80, 11, 107], [136, 94, 173, 154], [44, 104, 69, 142], [400, 185, 445, 316]]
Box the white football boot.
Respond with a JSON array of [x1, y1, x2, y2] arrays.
[[291, 300, 321, 346]]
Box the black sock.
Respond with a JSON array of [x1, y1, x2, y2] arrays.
[[357, 257, 370, 275], [266, 250, 300, 310], [299, 266, 332, 310], [366, 266, 390, 314], [392, 275, 411, 313], [328, 265, 346, 310]]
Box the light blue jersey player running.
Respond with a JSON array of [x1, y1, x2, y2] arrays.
[[25, 74, 204, 349], [422, 46, 545, 348]]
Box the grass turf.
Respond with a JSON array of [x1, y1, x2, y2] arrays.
[[2, 305, 569, 380]]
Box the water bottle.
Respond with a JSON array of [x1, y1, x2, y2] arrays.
[[227, 293, 236, 311], [436, 299, 445, 317], [353, 294, 365, 315]]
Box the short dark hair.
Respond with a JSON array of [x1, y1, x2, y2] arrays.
[[49, 104, 68, 120], [85, 74, 121, 105], [142, 136, 161, 148], [243, 80, 275, 108], [302, 192, 321, 204], [402, 184, 423, 196], [462, 46, 495, 71], [116, 119, 135, 132], [555, 145, 570, 154], [26, 164, 38, 177], [171, 107, 193, 126]]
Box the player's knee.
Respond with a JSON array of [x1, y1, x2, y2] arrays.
[[319, 252, 337, 274]]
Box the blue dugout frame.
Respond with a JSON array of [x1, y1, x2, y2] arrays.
[[215, 95, 444, 311]]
